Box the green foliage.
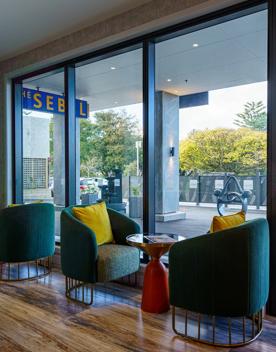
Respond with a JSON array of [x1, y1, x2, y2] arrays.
[[234, 101, 267, 131], [79, 110, 142, 177], [124, 160, 139, 176], [131, 185, 141, 196], [49, 120, 54, 176], [179, 128, 267, 175]]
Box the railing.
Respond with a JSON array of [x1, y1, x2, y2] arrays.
[[123, 171, 266, 209], [179, 173, 266, 208]]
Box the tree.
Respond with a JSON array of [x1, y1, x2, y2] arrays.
[[49, 120, 54, 176], [179, 128, 266, 175], [79, 110, 142, 177], [227, 130, 266, 174], [124, 160, 140, 176], [234, 101, 267, 131]]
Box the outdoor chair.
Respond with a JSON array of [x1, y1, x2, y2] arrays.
[[60, 205, 140, 304], [0, 203, 55, 281], [169, 218, 269, 347]]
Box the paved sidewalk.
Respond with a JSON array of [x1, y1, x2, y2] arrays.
[[136, 205, 266, 239]]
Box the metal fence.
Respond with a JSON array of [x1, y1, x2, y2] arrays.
[[123, 173, 266, 208], [179, 174, 266, 208]]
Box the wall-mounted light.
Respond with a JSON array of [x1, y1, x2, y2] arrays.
[[169, 147, 175, 157]]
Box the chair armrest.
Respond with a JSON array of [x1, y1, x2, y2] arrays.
[[107, 208, 141, 244], [60, 210, 98, 283]]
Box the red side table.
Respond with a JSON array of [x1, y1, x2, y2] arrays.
[[127, 233, 184, 314]]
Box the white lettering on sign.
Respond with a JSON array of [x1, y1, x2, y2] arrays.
[[215, 180, 224, 189], [114, 179, 120, 187], [243, 180, 253, 191], [189, 180, 197, 189]]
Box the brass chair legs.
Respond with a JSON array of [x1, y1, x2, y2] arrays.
[[65, 276, 93, 305], [0, 257, 52, 282], [65, 272, 137, 305], [127, 271, 138, 287], [172, 306, 263, 347]]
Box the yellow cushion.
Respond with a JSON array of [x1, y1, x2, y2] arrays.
[[72, 202, 114, 245], [210, 211, 246, 233]]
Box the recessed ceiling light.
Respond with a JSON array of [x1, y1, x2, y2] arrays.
[[167, 78, 172, 82], [193, 43, 199, 48], [114, 101, 118, 104], [110, 66, 116, 70]]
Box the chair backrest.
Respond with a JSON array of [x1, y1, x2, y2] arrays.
[[62, 204, 87, 218], [169, 218, 269, 316], [0, 203, 55, 262]]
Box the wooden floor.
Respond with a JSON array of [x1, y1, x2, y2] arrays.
[[0, 271, 275, 352]]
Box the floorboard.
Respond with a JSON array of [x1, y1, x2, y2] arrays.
[[0, 271, 275, 352]]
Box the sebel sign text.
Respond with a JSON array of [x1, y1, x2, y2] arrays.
[[23, 88, 89, 118]]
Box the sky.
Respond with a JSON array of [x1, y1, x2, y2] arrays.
[[179, 81, 267, 140]]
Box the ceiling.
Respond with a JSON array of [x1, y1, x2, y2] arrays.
[[0, 0, 150, 61], [25, 9, 267, 112]]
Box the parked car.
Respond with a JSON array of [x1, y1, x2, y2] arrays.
[[51, 178, 91, 197], [50, 177, 108, 198], [86, 177, 108, 187], [80, 178, 89, 191]]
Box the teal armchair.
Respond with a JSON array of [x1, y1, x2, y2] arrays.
[[169, 218, 269, 347], [0, 203, 55, 281], [61, 205, 140, 304]]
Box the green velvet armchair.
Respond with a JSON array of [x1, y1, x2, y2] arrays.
[[61, 205, 141, 304], [0, 203, 55, 281], [169, 218, 269, 347]]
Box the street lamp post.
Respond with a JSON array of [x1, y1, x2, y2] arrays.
[[136, 141, 142, 176]]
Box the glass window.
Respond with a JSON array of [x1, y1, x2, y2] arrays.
[[22, 71, 65, 240], [155, 10, 268, 248], [76, 49, 143, 227]]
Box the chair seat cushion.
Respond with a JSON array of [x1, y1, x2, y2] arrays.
[[97, 244, 140, 282]]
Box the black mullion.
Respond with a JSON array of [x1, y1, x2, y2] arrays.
[[267, 0, 276, 316], [12, 80, 23, 204], [64, 65, 77, 206], [143, 40, 155, 239]]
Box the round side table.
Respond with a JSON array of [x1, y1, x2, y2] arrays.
[[126, 233, 184, 314]]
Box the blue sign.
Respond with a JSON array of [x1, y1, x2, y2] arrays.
[[23, 88, 89, 118]]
